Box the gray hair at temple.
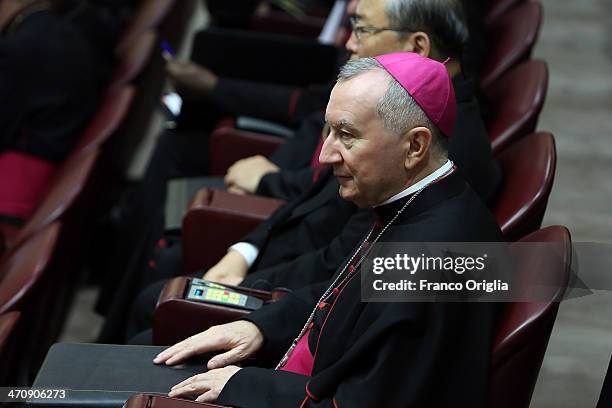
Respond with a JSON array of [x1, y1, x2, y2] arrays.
[[337, 57, 448, 157], [385, 0, 469, 60]]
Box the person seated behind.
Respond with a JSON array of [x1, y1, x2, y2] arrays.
[[153, 54, 504, 406], [0, 0, 99, 224]]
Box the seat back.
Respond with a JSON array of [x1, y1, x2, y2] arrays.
[[480, 1, 543, 89], [111, 30, 158, 88], [494, 132, 556, 242], [10, 149, 98, 250], [0, 223, 61, 314], [485, 60, 549, 154], [489, 225, 571, 408], [0, 311, 21, 385], [72, 86, 136, 154]]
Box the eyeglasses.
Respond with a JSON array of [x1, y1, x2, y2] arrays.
[[349, 16, 413, 42]]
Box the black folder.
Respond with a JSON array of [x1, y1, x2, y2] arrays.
[[27, 343, 205, 407]]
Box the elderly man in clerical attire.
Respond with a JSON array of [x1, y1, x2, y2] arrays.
[[153, 53, 503, 407]]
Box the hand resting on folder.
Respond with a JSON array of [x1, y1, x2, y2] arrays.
[[153, 320, 264, 402]]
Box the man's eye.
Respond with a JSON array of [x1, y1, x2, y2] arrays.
[[339, 131, 353, 141]]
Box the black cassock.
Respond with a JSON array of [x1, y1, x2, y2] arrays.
[[217, 172, 504, 407]]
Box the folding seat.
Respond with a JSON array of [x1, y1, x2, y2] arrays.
[[493, 132, 556, 242], [116, 0, 175, 53], [484, 0, 525, 26], [0, 311, 21, 385], [488, 225, 572, 407], [72, 86, 136, 154], [484, 60, 549, 154], [480, 1, 543, 90]]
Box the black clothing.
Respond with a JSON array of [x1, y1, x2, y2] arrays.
[[218, 172, 504, 407], [0, 9, 99, 161]]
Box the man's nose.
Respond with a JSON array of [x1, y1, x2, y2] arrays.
[[319, 135, 342, 165], [345, 31, 358, 55]]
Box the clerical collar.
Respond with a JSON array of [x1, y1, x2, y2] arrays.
[[375, 159, 454, 207]]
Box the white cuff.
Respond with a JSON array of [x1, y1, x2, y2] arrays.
[[229, 242, 260, 267]]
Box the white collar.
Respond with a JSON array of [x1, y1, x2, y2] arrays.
[[375, 159, 454, 207]]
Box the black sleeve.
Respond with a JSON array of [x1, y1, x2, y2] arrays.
[[209, 78, 298, 125], [255, 168, 316, 201], [241, 209, 375, 289], [220, 302, 494, 408], [209, 79, 332, 126], [242, 281, 329, 361]]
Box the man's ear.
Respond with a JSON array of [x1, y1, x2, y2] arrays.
[[401, 32, 432, 58], [403, 127, 432, 170]]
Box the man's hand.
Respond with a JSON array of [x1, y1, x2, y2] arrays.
[[166, 60, 218, 96], [153, 320, 264, 369], [168, 366, 241, 402], [203, 251, 249, 285], [224, 155, 280, 194]]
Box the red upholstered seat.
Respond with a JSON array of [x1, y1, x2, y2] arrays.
[[72, 86, 135, 154], [480, 1, 543, 89], [485, 60, 549, 154], [493, 132, 556, 242], [111, 30, 158, 88], [489, 225, 572, 408], [182, 189, 286, 272], [0, 311, 21, 385]]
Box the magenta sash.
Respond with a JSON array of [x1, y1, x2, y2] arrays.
[[0, 151, 56, 219]]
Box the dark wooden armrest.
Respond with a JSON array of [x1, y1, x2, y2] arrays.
[[124, 393, 228, 408], [208, 127, 284, 176], [153, 277, 285, 346], [181, 188, 286, 272]]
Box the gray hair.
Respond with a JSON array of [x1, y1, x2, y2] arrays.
[[337, 57, 448, 156], [384, 0, 469, 60]]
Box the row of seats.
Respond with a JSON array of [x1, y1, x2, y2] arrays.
[[0, 1, 569, 408], [0, 0, 198, 385], [120, 1, 569, 407]]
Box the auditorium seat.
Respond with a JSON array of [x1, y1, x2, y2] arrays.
[[116, 0, 175, 53], [181, 189, 286, 272], [72, 86, 136, 154], [494, 132, 556, 242], [112, 30, 158, 89], [0, 311, 21, 385], [485, 60, 549, 154], [480, 1, 543, 89], [208, 127, 285, 176], [489, 225, 572, 408], [484, 0, 525, 26]]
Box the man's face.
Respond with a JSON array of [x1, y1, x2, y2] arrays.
[[319, 71, 411, 208], [346, 0, 410, 59]]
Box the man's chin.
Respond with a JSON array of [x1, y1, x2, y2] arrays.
[[338, 186, 367, 207]]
